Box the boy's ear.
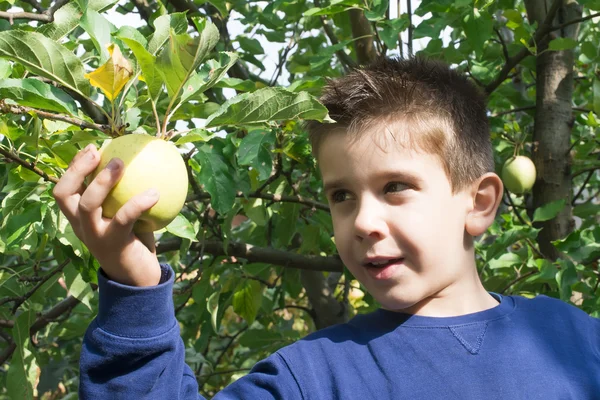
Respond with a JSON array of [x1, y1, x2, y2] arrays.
[[465, 173, 503, 237]]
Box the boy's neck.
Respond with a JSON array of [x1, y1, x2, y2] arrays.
[[390, 265, 499, 318]]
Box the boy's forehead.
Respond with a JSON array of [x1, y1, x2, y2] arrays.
[[316, 123, 420, 160]]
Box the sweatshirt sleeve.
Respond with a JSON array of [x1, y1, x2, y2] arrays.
[[79, 264, 302, 400]]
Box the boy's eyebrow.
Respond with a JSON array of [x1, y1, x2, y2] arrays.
[[322, 179, 346, 193]]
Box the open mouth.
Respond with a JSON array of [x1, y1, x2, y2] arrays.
[[365, 258, 403, 268]]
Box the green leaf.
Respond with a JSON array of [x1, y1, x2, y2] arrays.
[[117, 32, 162, 100], [365, 0, 389, 21], [486, 226, 539, 261], [274, 203, 300, 247], [233, 279, 263, 324], [37, 0, 118, 41], [63, 265, 94, 310], [1, 182, 39, 218], [0, 78, 78, 115], [593, 79, 600, 116], [205, 87, 332, 128], [147, 13, 188, 55], [237, 36, 264, 54], [0, 31, 91, 97], [548, 37, 577, 51], [581, 41, 597, 60], [180, 52, 239, 103], [196, 146, 237, 214], [556, 260, 578, 301], [379, 17, 410, 49], [174, 128, 214, 145], [462, 9, 493, 56], [165, 214, 198, 241], [79, 9, 115, 63], [156, 17, 220, 99], [6, 309, 38, 400], [488, 252, 522, 269], [237, 130, 276, 180], [533, 199, 566, 222]]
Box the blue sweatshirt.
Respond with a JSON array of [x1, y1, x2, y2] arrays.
[[80, 264, 600, 399]]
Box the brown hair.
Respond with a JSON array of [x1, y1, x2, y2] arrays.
[[306, 56, 493, 192]]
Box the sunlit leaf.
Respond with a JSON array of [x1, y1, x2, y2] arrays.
[[85, 43, 133, 102]]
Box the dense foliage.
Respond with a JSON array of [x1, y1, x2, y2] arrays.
[[0, 0, 598, 398]]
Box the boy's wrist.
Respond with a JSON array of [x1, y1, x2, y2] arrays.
[[96, 264, 176, 338]]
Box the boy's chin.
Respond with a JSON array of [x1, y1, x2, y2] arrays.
[[373, 291, 423, 314]]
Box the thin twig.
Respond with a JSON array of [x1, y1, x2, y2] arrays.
[[491, 106, 536, 118], [494, 28, 510, 61], [504, 189, 530, 226], [485, 0, 562, 94], [500, 270, 537, 294], [406, 0, 413, 56], [313, 0, 356, 71], [187, 191, 329, 212], [0, 259, 70, 314], [0, 146, 59, 184], [572, 169, 597, 205], [551, 11, 600, 31], [1, 102, 109, 134]]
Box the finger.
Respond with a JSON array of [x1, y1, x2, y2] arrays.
[[68, 143, 95, 168], [53, 145, 99, 221], [79, 157, 124, 235], [106, 188, 160, 241]]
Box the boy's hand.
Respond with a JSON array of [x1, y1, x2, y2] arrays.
[[53, 144, 162, 287]]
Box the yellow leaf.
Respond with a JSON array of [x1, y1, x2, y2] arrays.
[[85, 44, 133, 102]]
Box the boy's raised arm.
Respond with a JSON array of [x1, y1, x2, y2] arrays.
[[53, 146, 301, 399]]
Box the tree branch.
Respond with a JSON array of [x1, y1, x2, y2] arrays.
[[157, 238, 344, 272], [0, 294, 81, 364], [551, 11, 600, 31], [0, 102, 109, 134], [0, 146, 59, 184], [491, 105, 536, 118], [0, 0, 69, 24], [0, 10, 52, 23], [187, 191, 329, 212], [349, 9, 378, 64], [313, 0, 356, 71], [0, 259, 70, 313], [406, 0, 413, 56], [485, 0, 562, 94]]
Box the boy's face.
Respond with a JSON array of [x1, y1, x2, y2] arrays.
[[318, 128, 476, 314]]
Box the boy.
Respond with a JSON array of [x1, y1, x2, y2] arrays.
[[53, 57, 600, 399]]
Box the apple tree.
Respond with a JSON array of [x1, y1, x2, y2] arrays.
[[0, 0, 599, 398]]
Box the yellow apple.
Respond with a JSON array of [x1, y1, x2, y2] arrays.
[[91, 134, 189, 232], [501, 155, 536, 194]]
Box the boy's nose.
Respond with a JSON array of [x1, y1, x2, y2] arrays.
[[353, 199, 386, 241]]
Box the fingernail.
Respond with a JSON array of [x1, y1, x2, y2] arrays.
[[143, 188, 159, 199], [106, 158, 121, 171], [84, 144, 95, 153]]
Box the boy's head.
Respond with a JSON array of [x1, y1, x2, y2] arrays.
[[307, 56, 494, 193], [308, 57, 503, 315]]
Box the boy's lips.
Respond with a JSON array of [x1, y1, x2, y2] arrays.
[[362, 257, 404, 267], [361, 257, 404, 280]]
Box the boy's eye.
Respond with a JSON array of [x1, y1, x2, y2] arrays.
[[384, 182, 409, 193], [331, 190, 352, 203]]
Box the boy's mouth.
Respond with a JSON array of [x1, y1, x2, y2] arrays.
[[363, 258, 403, 268]]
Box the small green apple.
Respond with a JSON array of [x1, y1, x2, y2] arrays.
[[91, 134, 188, 232], [501, 155, 536, 194]]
